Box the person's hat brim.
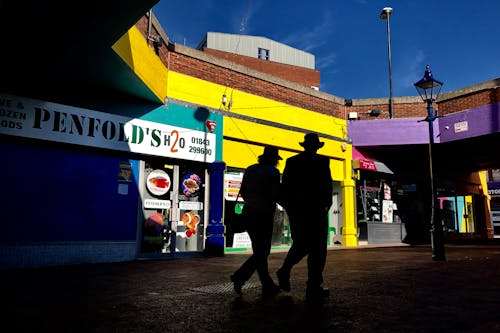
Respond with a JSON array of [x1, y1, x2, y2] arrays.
[[299, 141, 325, 148]]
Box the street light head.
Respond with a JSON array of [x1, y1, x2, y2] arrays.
[[414, 65, 443, 102], [380, 7, 393, 20]]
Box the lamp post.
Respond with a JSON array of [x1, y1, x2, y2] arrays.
[[414, 65, 446, 261], [380, 7, 393, 119]]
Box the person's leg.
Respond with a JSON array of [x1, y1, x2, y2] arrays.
[[277, 214, 308, 291], [306, 212, 329, 299], [252, 216, 276, 288], [231, 253, 256, 296], [230, 207, 260, 295], [232, 254, 257, 282]]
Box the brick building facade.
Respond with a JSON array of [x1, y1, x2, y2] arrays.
[[122, 13, 500, 125]]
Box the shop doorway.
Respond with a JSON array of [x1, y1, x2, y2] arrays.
[[139, 158, 209, 256], [329, 182, 342, 245], [439, 195, 475, 234], [223, 170, 293, 251]]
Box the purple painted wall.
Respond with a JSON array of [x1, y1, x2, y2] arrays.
[[348, 102, 500, 146], [438, 102, 500, 142], [347, 117, 437, 146]]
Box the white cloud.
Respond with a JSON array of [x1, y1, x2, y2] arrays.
[[396, 48, 426, 93], [281, 11, 334, 52], [317, 53, 337, 71], [232, 0, 265, 35]]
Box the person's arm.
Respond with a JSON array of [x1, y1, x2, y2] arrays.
[[323, 157, 333, 209], [239, 170, 249, 199], [278, 161, 291, 208], [271, 168, 281, 204]]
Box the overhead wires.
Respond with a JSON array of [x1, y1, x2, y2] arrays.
[[221, 0, 261, 159]]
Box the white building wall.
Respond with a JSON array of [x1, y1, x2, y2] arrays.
[[204, 32, 315, 69]]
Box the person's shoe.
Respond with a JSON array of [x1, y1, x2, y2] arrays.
[[230, 275, 244, 296], [276, 268, 291, 292], [306, 287, 330, 301], [262, 284, 281, 298]]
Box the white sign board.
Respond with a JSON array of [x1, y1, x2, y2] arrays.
[[454, 121, 469, 133], [179, 201, 203, 210], [224, 172, 243, 201], [144, 199, 171, 209], [0, 94, 216, 162], [382, 200, 394, 223], [232, 232, 252, 248]]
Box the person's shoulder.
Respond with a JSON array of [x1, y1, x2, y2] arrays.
[[245, 163, 260, 172], [263, 164, 280, 174], [286, 153, 302, 162], [317, 154, 330, 161]]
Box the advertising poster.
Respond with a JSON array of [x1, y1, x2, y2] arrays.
[[382, 200, 393, 223]]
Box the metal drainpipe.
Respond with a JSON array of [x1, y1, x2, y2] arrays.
[[147, 9, 152, 44]]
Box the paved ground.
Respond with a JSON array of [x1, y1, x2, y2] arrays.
[[1, 243, 500, 332]]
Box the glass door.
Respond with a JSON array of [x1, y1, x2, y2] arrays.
[[175, 162, 207, 252], [139, 158, 208, 255]]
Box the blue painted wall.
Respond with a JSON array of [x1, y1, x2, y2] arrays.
[[0, 139, 139, 242]]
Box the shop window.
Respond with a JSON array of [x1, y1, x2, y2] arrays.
[[488, 169, 500, 182], [223, 170, 291, 250], [439, 195, 475, 233], [490, 196, 500, 234]]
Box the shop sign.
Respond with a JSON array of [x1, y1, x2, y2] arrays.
[[354, 158, 377, 171], [146, 169, 171, 195], [489, 189, 500, 195], [144, 199, 171, 209], [233, 232, 251, 248], [224, 172, 243, 201], [454, 121, 468, 133], [382, 200, 393, 223], [179, 201, 203, 210], [0, 94, 216, 162], [360, 185, 380, 191]]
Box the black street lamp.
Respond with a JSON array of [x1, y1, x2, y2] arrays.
[[380, 7, 393, 119], [414, 65, 446, 261]]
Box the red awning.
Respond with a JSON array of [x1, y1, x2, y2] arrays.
[[352, 148, 393, 174]]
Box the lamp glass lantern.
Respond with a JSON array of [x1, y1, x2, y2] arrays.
[[414, 65, 443, 103]]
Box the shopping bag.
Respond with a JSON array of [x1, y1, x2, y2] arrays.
[[231, 192, 247, 233]]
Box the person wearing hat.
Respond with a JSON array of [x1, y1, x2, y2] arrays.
[[276, 133, 333, 301], [230, 145, 283, 297]]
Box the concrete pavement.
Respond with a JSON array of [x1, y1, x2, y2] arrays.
[[1, 244, 500, 332]]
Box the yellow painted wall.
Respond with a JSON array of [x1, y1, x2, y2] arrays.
[[166, 72, 349, 178], [480, 170, 494, 237], [112, 26, 168, 103]]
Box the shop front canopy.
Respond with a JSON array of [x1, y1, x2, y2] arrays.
[[352, 147, 394, 174]]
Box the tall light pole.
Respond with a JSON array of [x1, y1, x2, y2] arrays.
[[380, 7, 393, 119], [414, 65, 446, 261]]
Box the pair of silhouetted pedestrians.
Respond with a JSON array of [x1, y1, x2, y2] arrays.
[[231, 133, 333, 301]]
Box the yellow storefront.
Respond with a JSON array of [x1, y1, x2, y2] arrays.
[[114, 26, 358, 252], [167, 72, 356, 250]]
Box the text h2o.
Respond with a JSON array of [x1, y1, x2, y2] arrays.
[[170, 130, 185, 153]]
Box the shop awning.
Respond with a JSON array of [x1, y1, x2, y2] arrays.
[[352, 148, 394, 174]]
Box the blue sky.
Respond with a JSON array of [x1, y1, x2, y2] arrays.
[[153, 0, 499, 99]]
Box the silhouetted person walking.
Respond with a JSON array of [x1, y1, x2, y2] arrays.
[[231, 146, 282, 298], [277, 133, 333, 300]]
